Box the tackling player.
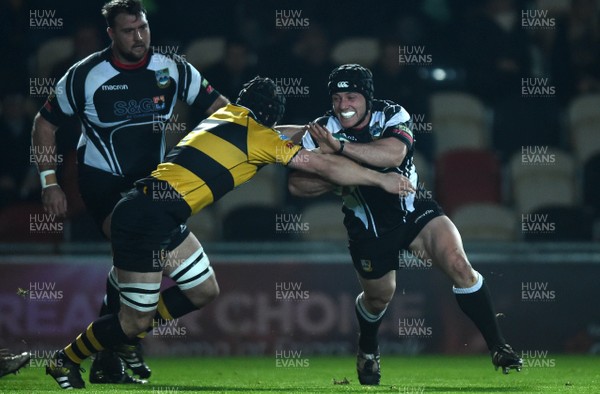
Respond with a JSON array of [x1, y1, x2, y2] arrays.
[[288, 64, 523, 385], [30, 0, 228, 384], [45, 76, 413, 389]]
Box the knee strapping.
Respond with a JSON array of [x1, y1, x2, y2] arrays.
[[168, 247, 213, 290], [119, 282, 160, 312]]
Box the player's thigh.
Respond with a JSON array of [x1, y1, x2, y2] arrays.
[[409, 215, 475, 286]]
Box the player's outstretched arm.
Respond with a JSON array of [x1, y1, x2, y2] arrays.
[[288, 149, 414, 196], [288, 170, 338, 197], [275, 124, 307, 145], [308, 122, 407, 167], [31, 113, 67, 217]]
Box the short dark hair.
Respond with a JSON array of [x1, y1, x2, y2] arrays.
[[101, 0, 146, 28]]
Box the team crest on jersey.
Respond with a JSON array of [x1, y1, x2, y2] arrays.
[[360, 259, 373, 272], [153, 95, 166, 110], [155, 68, 171, 88]]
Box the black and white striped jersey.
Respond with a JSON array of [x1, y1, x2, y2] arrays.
[[302, 99, 419, 240], [40, 46, 221, 178]]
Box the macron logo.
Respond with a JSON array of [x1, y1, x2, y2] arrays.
[[102, 84, 129, 91], [337, 81, 349, 88]]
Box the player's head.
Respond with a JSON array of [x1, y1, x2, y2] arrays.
[[328, 64, 373, 129], [236, 77, 286, 127], [102, 0, 150, 63], [328, 64, 374, 109]]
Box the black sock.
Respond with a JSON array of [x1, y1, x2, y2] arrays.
[[355, 293, 387, 354], [63, 314, 132, 364], [454, 273, 505, 351], [154, 286, 198, 321]]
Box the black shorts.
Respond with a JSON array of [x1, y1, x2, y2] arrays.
[[348, 199, 444, 280], [77, 163, 140, 231], [110, 187, 190, 273]]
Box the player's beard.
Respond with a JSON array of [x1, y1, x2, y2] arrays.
[[121, 44, 148, 63]]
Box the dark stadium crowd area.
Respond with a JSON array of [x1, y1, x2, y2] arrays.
[[1, 0, 599, 243]]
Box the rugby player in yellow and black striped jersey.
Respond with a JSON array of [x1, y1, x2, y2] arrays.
[[46, 77, 414, 389]]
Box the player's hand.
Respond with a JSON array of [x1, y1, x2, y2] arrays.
[[307, 122, 342, 154], [379, 173, 415, 196], [41, 185, 67, 217]]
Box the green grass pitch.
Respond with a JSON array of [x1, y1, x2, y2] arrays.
[[1, 355, 598, 393]]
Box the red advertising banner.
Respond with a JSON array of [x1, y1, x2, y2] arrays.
[[1, 256, 599, 358]]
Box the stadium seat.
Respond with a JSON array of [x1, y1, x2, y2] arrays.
[[508, 148, 577, 214], [184, 37, 226, 71], [434, 149, 502, 216], [568, 93, 600, 164], [429, 92, 490, 156], [299, 201, 346, 241], [330, 37, 380, 67], [0, 202, 63, 243], [36, 37, 74, 78], [522, 205, 594, 242], [451, 203, 517, 241]]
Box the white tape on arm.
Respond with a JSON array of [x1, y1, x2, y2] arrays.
[[39, 169, 58, 189]]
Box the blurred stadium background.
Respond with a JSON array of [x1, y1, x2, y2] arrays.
[[1, 0, 599, 365]]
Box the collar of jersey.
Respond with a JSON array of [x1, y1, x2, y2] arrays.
[[109, 50, 149, 71], [209, 103, 253, 127]]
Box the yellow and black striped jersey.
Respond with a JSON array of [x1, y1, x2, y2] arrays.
[[139, 103, 301, 215]]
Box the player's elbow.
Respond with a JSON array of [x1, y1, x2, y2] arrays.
[[288, 179, 304, 197], [287, 173, 309, 197]]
